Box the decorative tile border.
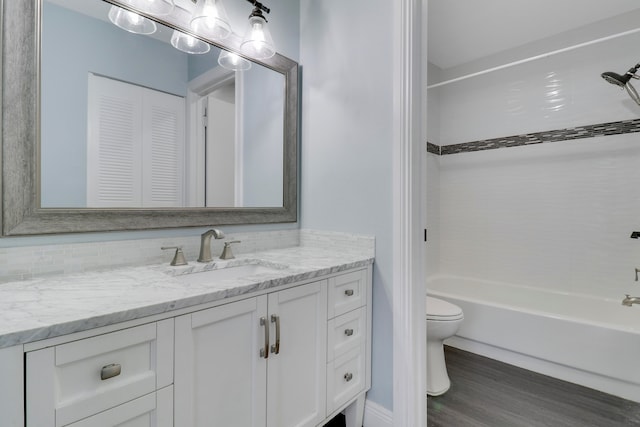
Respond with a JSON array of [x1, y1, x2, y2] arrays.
[[427, 118, 640, 155], [427, 142, 440, 155]]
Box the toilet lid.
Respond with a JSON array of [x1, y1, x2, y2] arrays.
[[426, 296, 463, 320]]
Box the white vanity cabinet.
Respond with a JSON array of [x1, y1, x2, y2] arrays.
[[174, 280, 328, 427], [13, 265, 372, 427]]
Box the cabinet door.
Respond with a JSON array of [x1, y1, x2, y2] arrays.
[[267, 281, 327, 427], [174, 297, 268, 427]]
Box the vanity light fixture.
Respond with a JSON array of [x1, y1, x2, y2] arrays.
[[218, 50, 252, 70], [240, 0, 275, 60], [190, 0, 232, 41], [108, 5, 158, 34], [171, 30, 211, 54]]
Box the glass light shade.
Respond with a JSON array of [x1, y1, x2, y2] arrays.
[[171, 30, 210, 54], [128, 0, 174, 15], [240, 14, 276, 60], [190, 0, 232, 41], [108, 5, 157, 34], [218, 50, 252, 71]]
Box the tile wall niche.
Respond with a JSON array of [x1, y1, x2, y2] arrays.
[[0, 229, 375, 284]]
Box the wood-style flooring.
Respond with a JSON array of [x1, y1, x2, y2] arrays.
[[427, 346, 640, 427]]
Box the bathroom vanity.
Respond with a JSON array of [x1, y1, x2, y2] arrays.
[[0, 246, 373, 427]]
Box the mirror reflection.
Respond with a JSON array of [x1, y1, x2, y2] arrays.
[[41, 0, 285, 209]]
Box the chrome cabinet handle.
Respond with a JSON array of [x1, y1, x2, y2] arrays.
[[344, 372, 353, 382], [260, 317, 269, 359], [344, 328, 354, 336], [100, 363, 121, 381], [344, 289, 354, 296], [270, 314, 280, 354]]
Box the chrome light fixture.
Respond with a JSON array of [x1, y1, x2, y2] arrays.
[[601, 63, 640, 106], [218, 50, 252, 71], [190, 0, 232, 41], [240, 0, 275, 60], [108, 5, 157, 34], [171, 30, 211, 54]]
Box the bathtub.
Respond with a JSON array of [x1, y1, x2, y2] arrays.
[[427, 275, 640, 402]]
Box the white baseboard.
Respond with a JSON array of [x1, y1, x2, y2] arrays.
[[363, 399, 393, 427]]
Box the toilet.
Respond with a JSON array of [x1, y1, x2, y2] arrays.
[[426, 296, 464, 396]]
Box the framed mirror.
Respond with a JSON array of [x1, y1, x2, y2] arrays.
[[1, 0, 298, 236]]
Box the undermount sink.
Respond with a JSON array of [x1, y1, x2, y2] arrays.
[[173, 263, 286, 286]]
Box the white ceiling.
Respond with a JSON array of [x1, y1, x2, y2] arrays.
[[428, 0, 640, 69]]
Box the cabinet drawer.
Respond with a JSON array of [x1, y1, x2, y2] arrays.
[[27, 321, 174, 427], [327, 307, 366, 362], [327, 269, 367, 318], [326, 343, 366, 414], [66, 386, 173, 427]]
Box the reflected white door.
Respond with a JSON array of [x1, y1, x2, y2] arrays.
[[205, 85, 237, 207]]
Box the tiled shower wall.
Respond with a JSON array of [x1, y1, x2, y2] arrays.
[[427, 30, 640, 299]]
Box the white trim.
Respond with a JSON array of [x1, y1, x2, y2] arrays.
[[363, 399, 393, 427], [234, 70, 245, 206], [185, 67, 237, 207], [392, 0, 426, 426]]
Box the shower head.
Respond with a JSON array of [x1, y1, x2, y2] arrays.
[[601, 71, 632, 87], [601, 63, 640, 105]]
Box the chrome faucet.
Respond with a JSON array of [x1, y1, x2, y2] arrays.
[[635, 268, 640, 281], [197, 228, 225, 262], [622, 294, 640, 307]]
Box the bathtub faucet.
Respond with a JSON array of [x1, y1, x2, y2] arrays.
[[622, 294, 640, 307], [636, 268, 640, 281]]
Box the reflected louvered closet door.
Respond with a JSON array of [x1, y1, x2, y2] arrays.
[[142, 89, 185, 208], [87, 73, 185, 208], [87, 73, 143, 207]]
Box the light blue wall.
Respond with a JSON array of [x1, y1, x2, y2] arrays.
[[299, 0, 395, 411], [41, 2, 189, 207]]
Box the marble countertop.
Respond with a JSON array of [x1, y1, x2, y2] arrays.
[[0, 246, 373, 349]]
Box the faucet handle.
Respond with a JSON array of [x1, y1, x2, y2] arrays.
[[636, 268, 640, 282], [220, 240, 241, 260], [161, 246, 188, 266]]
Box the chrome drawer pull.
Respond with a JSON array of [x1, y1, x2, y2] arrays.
[[260, 317, 269, 359], [270, 314, 281, 354], [344, 289, 354, 297], [100, 363, 121, 381], [344, 328, 354, 336], [344, 372, 353, 382]]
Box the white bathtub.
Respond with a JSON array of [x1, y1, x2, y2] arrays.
[[427, 275, 640, 402]]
